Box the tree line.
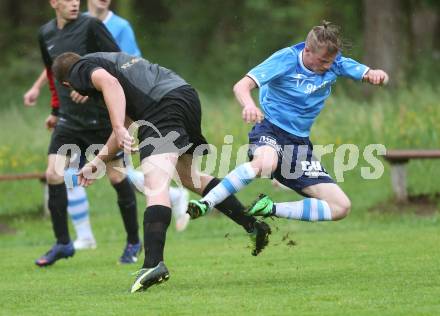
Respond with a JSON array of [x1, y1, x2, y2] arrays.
[[0, 0, 439, 93]]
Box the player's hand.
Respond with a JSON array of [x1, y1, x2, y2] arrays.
[[45, 114, 58, 130], [77, 163, 97, 187], [363, 69, 389, 86], [23, 87, 40, 107], [70, 90, 89, 104], [115, 127, 138, 153], [242, 104, 264, 124]]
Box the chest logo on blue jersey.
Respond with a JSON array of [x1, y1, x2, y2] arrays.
[[292, 74, 314, 88], [291, 74, 332, 95], [304, 80, 331, 94]]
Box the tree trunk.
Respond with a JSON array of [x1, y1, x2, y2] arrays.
[[362, 0, 410, 89]]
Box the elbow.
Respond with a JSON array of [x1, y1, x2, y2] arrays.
[[107, 76, 121, 88], [232, 81, 243, 98], [233, 77, 255, 98]]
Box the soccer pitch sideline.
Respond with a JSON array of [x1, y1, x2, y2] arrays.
[[0, 178, 439, 316]]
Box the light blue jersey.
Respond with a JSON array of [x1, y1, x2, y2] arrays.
[[248, 42, 368, 137], [101, 11, 141, 56]]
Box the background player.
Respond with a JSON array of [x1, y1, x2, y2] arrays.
[[25, 0, 141, 266]]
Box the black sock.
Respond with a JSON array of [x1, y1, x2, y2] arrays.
[[143, 205, 172, 268], [112, 178, 139, 244], [203, 178, 256, 233], [48, 183, 70, 244]]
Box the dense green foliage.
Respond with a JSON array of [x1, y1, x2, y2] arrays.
[[1, 0, 439, 98]]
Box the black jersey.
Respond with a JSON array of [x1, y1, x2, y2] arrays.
[[68, 52, 188, 121], [38, 14, 120, 130]]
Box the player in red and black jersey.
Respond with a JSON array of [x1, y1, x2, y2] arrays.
[[26, 0, 140, 267]]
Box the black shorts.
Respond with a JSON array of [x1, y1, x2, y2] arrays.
[[137, 85, 209, 161], [48, 125, 122, 164], [248, 119, 335, 195]]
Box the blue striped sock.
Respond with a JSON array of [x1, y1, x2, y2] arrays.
[[67, 186, 94, 240], [274, 198, 332, 221], [202, 163, 256, 208], [65, 168, 94, 240]]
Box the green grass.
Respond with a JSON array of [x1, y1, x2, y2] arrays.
[[1, 86, 440, 315], [0, 187, 439, 315]]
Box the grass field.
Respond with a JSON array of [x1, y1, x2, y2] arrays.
[[1, 181, 439, 316], [0, 87, 439, 315]]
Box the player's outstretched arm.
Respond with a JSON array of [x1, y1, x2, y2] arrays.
[[23, 69, 47, 106], [77, 132, 119, 187], [363, 69, 389, 85], [233, 76, 264, 124]]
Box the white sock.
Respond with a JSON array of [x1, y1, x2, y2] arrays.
[[126, 167, 188, 210], [274, 198, 332, 221], [169, 186, 182, 205], [67, 186, 94, 240], [169, 186, 189, 218], [125, 166, 144, 193], [202, 162, 256, 208]]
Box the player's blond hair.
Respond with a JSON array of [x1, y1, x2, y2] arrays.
[[305, 20, 342, 54]]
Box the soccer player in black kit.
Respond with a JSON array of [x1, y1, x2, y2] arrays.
[[31, 0, 141, 266], [52, 51, 272, 293]]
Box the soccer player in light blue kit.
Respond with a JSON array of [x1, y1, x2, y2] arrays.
[[87, 0, 141, 56], [188, 21, 389, 222]]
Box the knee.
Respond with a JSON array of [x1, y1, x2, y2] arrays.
[[180, 175, 195, 192], [107, 169, 126, 185], [45, 167, 64, 185], [331, 197, 351, 220], [251, 157, 277, 178]]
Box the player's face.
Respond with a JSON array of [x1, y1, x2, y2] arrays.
[[51, 0, 80, 21], [89, 0, 111, 10], [303, 46, 337, 74]]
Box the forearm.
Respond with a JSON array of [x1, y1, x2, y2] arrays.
[[234, 76, 264, 123], [24, 69, 49, 107], [233, 77, 258, 109], [31, 70, 48, 90], [101, 79, 126, 130], [36, 69, 48, 88], [93, 132, 120, 164]]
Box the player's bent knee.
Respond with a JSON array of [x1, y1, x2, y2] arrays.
[[107, 171, 126, 185], [180, 176, 196, 192], [105, 160, 126, 184], [251, 158, 277, 178], [45, 168, 64, 185], [331, 198, 351, 220]]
